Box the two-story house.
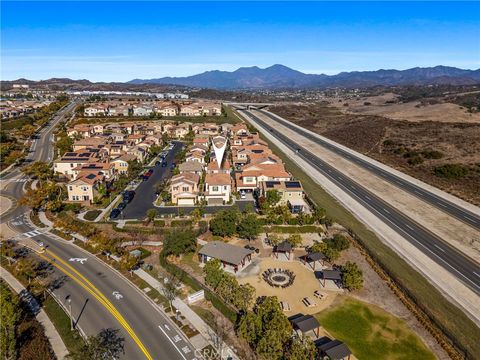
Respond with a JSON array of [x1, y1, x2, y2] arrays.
[[170, 173, 200, 205]]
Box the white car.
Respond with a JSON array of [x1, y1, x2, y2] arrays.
[[240, 191, 246, 199]]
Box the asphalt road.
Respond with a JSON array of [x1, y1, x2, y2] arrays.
[[240, 109, 480, 295], [256, 108, 480, 230], [1, 103, 198, 359], [121, 141, 184, 219]]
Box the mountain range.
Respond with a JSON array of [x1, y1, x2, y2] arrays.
[[129, 64, 480, 89]]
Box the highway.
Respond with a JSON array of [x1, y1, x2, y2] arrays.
[[254, 108, 480, 230], [239, 108, 480, 296], [1, 100, 198, 359]]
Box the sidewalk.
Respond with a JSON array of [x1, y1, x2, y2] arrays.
[[38, 211, 88, 242], [1, 266, 69, 360], [134, 268, 240, 360]]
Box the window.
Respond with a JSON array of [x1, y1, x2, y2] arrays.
[[182, 186, 189, 192], [69, 186, 73, 191], [224, 186, 228, 190], [212, 186, 219, 192]]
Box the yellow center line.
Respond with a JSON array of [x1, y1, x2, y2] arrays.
[[38, 251, 153, 360]]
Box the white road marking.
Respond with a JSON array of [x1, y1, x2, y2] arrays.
[[158, 326, 188, 360], [434, 244, 445, 253], [112, 291, 123, 300], [164, 324, 171, 331], [364, 195, 371, 200], [24, 230, 41, 238], [69, 258, 88, 264], [464, 216, 477, 223], [473, 271, 480, 278], [437, 202, 447, 208], [406, 224, 414, 230], [383, 208, 390, 214], [11, 221, 23, 226]]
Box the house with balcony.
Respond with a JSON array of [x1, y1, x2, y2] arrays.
[[67, 172, 104, 204], [204, 173, 232, 205], [170, 173, 200, 205]]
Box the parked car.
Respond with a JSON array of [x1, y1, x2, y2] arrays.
[[155, 160, 161, 166], [117, 201, 127, 211], [110, 209, 121, 219], [240, 191, 246, 199], [148, 169, 154, 174], [161, 162, 168, 167], [123, 190, 135, 202]]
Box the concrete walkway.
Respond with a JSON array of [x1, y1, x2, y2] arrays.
[[1, 266, 69, 360], [134, 268, 240, 360], [38, 211, 88, 242]]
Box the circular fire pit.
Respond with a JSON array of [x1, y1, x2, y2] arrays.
[[263, 268, 295, 288]]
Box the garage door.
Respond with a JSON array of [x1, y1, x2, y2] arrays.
[[207, 198, 224, 205], [178, 198, 195, 206]]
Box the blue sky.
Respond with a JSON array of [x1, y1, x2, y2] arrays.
[[2, 1, 479, 81]]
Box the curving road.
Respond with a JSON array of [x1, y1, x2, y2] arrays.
[[255, 108, 480, 230], [1, 101, 198, 359], [239, 108, 480, 296]]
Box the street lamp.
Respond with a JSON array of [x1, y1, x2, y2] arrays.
[[66, 296, 74, 331]]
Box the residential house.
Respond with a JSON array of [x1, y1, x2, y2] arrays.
[[206, 158, 231, 175], [198, 241, 254, 274], [72, 137, 107, 151], [72, 162, 116, 180], [67, 172, 104, 204], [178, 161, 203, 175], [53, 151, 101, 178], [133, 105, 154, 117], [235, 163, 291, 192], [259, 180, 307, 213], [111, 154, 137, 175], [174, 124, 190, 138], [185, 151, 205, 164], [170, 173, 200, 205], [204, 173, 232, 205]]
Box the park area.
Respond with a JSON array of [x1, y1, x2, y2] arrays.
[[316, 297, 436, 360]]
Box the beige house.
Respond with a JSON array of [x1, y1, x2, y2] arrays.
[[72, 162, 116, 180], [53, 151, 100, 178], [204, 173, 232, 205], [259, 180, 306, 213], [235, 164, 291, 192], [67, 172, 104, 204], [73, 137, 106, 151], [170, 173, 200, 205], [111, 154, 137, 175]]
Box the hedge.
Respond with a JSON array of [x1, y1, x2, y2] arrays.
[[171, 219, 193, 227], [264, 225, 323, 234]]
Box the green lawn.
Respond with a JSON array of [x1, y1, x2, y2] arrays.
[[316, 297, 435, 360], [83, 210, 102, 221], [43, 295, 83, 354]]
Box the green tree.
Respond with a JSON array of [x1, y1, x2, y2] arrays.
[[67, 328, 125, 360], [146, 209, 157, 223], [324, 246, 340, 262], [342, 261, 364, 291], [287, 234, 303, 248], [161, 228, 197, 257], [0, 281, 21, 360], [15, 258, 38, 284], [209, 209, 239, 237], [237, 214, 261, 241], [285, 337, 317, 360], [329, 234, 350, 251], [22, 161, 54, 182], [120, 254, 138, 276], [233, 283, 256, 311], [203, 259, 224, 290], [237, 296, 292, 359], [266, 190, 281, 206]]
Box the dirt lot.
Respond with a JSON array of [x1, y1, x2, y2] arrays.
[[270, 102, 480, 204]]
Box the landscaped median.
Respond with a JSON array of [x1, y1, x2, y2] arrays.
[[235, 107, 480, 359]]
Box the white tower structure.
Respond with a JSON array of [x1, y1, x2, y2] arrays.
[[212, 136, 227, 169]]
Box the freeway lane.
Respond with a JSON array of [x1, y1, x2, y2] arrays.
[[240, 109, 480, 295], [255, 108, 480, 230]]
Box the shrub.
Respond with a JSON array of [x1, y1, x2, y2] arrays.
[[342, 262, 364, 291], [408, 155, 424, 166], [434, 164, 469, 179], [422, 149, 444, 159]]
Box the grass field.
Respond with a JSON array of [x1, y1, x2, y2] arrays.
[[235, 107, 480, 358], [316, 297, 435, 360]]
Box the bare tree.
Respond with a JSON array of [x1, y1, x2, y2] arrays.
[[161, 273, 180, 312], [206, 314, 231, 359]]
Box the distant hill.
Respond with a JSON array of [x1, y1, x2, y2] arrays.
[[129, 64, 480, 89]]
